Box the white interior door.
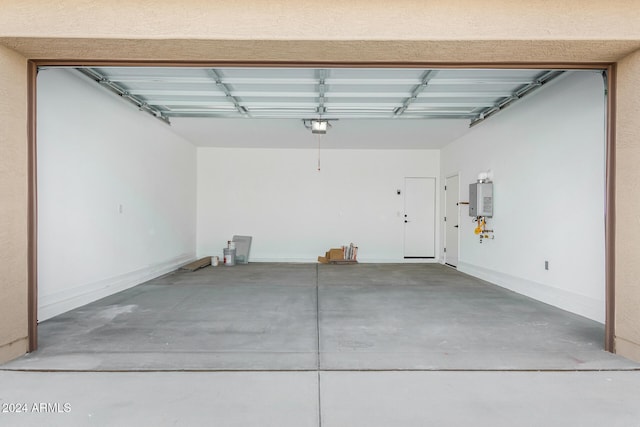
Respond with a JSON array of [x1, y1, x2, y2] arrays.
[[445, 175, 460, 267], [404, 177, 436, 258]]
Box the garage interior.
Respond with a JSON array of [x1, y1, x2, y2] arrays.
[[2, 64, 631, 367], [3, 63, 640, 424]]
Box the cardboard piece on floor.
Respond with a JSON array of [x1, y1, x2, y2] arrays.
[[318, 248, 358, 264], [180, 257, 212, 272]]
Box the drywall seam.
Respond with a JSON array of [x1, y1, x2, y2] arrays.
[[457, 261, 604, 323], [38, 253, 195, 321]]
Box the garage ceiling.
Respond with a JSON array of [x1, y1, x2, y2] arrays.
[[74, 67, 564, 125], [64, 66, 569, 149]]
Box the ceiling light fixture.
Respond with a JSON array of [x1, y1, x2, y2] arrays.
[[312, 120, 328, 134], [302, 119, 336, 172], [303, 119, 334, 135]]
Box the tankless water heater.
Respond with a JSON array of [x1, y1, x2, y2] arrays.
[[469, 182, 493, 217]]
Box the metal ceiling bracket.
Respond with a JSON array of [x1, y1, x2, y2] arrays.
[[72, 67, 565, 121], [394, 70, 437, 117], [206, 69, 250, 117], [469, 70, 565, 127], [317, 69, 327, 115], [74, 68, 171, 125]]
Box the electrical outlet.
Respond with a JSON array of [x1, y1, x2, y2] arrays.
[[545, 260, 549, 270]]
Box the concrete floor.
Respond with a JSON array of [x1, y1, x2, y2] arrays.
[[2, 263, 639, 426], [1, 370, 640, 427], [5, 263, 635, 371]]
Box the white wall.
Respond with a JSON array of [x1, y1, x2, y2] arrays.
[[37, 69, 197, 320], [172, 117, 471, 149], [197, 148, 439, 262], [440, 71, 606, 322]]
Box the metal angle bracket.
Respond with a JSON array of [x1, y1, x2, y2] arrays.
[[394, 70, 437, 117], [317, 69, 328, 115], [206, 69, 250, 117], [469, 70, 565, 127], [74, 68, 171, 125]]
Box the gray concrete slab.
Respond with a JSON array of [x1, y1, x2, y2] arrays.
[[6, 264, 318, 370], [2, 370, 640, 427], [318, 264, 636, 370], [320, 371, 640, 427], [3, 263, 637, 371], [175, 262, 317, 287], [0, 371, 319, 427], [2, 263, 639, 426], [318, 262, 472, 286]]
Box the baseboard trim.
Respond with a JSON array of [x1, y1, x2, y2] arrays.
[[249, 258, 440, 264], [38, 253, 195, 321], [457, 261, 604, 323], [249, 258, 315, 263]]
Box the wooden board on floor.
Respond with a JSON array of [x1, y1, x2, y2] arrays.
[[328, 260, 358, 265], [180, 257, 212, 272]]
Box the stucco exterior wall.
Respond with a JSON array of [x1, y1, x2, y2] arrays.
[[1, 0, 639, 40], [0, 45, 28, 363], [615, 48, 640, 361], [1, 1, 640, 63]]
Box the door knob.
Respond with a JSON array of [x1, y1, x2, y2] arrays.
[[454, 225, 459, 228], [404, 220, 409, 223]]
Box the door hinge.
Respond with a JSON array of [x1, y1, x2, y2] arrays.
[[445, 186, 447, 191], [444, 216, 446, 222], [444, 248, 447, 253]]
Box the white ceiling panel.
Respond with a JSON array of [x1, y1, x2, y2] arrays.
[[170, 118, 473, 149]]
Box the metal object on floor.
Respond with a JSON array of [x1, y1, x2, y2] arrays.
[[223, 248, 236, 266], [232, 235, 252, 264]]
